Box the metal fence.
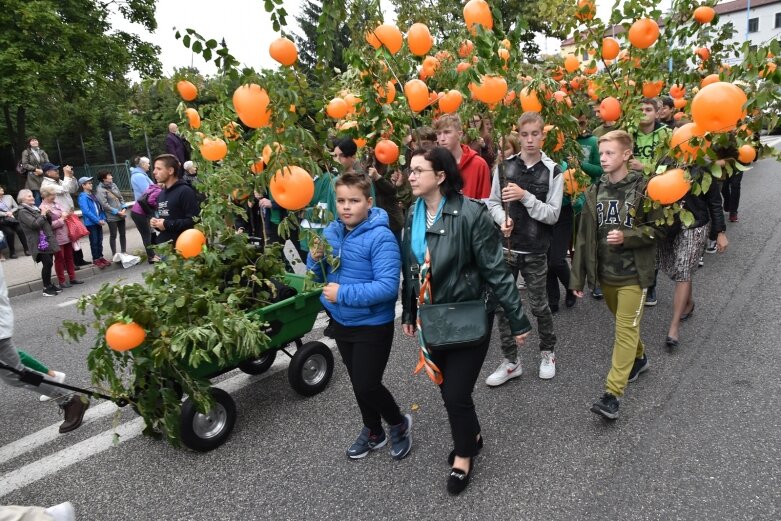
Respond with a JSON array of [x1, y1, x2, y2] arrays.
[[0, 161, 134, 201]]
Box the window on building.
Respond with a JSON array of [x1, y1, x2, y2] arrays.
[[775, 12, 781, 28], [748, 17, 759, 32]]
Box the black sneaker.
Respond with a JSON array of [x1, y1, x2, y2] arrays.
[[70, 279, 85, 285], [565, 290, 577, 308], [591, 286, 603, 299], [645, 287, 657, 307], [591, 393, 619, 420], [627, 355, 649, 383], [42, 287, 58, 297]]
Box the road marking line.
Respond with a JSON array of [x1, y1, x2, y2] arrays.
[[759, 136, 781, 147], [0, 302, 402, 496], [0, 337, 346, 498]]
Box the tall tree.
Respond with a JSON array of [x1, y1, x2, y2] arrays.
[[293, 0, 352, 86], [0, 0, 161, 163]]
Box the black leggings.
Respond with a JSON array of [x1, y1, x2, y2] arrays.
[[429, 314, 494, 458], [721, 172, 743, 214], [546, 204, 574, 305], [131, 212, 154, 260], [107, 219, 126, 255], [38, 253, 53, 288], [334, 321, 403, 434]]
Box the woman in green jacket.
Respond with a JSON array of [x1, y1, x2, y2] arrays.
[[401, 146, 531, 495]]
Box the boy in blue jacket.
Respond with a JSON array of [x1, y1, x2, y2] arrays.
[[308, 172, 411, 461], [77, 177, 108, 268]]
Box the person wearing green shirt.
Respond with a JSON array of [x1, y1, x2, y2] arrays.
[[576, 114, 606, 299], [630, 98, 672, 175]]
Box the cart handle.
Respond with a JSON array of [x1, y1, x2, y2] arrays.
[[0, 360, 129, 407]]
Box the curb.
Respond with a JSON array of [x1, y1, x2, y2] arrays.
[[8, 259, 147, 299]]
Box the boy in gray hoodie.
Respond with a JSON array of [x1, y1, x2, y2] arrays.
[[485, 112, 563, 385]]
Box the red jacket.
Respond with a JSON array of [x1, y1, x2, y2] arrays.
[[458, 144, 491, 199]]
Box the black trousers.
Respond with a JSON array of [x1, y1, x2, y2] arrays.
[[546, 204, 574, 305], [334, 321, 403, 434], [0, 221, 28, 255], [429, 314, 493, 458], [722, 172, 743, 213], [38, 253, 53, 288]]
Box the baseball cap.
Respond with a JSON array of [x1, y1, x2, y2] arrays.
[[78, 176, 93, 185], [41, 162, 60, 172]]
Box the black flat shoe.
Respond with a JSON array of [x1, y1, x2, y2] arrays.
[[447, 458, 474, 496], [448, 436, 484, 465], [666, 336, 679, 348], [70, 279, 85, 285], [565, 291, 577, 308], [680, 303, 695, 321]]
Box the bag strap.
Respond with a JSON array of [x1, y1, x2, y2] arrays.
[[413, 248, 443, 385]]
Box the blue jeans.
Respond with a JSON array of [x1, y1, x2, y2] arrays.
[[87, 224, 103, 261], [32, 190, 42, 207]]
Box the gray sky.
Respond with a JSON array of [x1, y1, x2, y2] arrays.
[[111, 0, 672, 78]]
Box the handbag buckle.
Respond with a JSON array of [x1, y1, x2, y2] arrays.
[[410, 263, 420, 275]]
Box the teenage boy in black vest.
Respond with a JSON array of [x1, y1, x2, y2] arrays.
[[486, 112, 563, 385]]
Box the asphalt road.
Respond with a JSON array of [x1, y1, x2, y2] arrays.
[[2, 141, 780, 520]]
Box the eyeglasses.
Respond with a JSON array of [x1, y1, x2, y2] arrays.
[[408, 168, 438, 177]]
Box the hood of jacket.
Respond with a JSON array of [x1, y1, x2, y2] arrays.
[[458, 143, 480, 170]]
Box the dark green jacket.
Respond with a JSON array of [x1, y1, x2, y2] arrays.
[[570, 172, 665, 291], [401, 194, 531, 336]]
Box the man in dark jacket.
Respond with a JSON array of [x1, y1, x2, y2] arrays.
[[486, 112, 563, 385], [165, 124, 191, 174], [150, 154, 200, 244]]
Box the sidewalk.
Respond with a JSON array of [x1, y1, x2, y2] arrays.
[[3, 218, 149, 298]]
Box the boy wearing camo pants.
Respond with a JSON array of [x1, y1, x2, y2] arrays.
[[486, 112, 563, 384]]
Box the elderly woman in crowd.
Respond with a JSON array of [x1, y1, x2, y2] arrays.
[[95, 170, 127, 260], [16, 190, 61, 297], [0, 185, 30, 258], [39, 186, 83, 289]]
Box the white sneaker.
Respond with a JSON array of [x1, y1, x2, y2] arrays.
[[539, 351, 556, 379], [705, 240, 717, 254], [485, 358, 522, 387], [698, 255, 704, 267], [40, 371, 66, 402], [45, 502, 75, 521]]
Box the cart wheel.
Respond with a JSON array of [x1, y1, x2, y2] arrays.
[[288, 341, 333, 396], [238, 350, 278, 375], [180, 388, 236, 452]]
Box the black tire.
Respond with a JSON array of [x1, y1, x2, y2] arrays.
[[180, 388, 236, 452], [238, 349, 278, 375], [287, 341, 333, 397]]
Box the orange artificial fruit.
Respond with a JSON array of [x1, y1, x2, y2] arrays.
[[200, 138, 227, 161], [233, 84, 271, 128], [628, 18, 660, 49], [185, 108, 201, 129], [375, 139, 400, 165], [175, 229, 207, 259], [691, 81, 747, 133], [438, 89, 464, 113], [693, 6, 716, 24], [326, 97, 349, 119], [463, 0, 493, 34], [269, 37, 298, 66], [407, 23, 433, 56], [106, 322, 146, 352], [602, 37, 620, 61], [737, 144, 756, 163], [647, 169, 691, 205], [270, 166, 315, 210], [176, 80, 197, 101]]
